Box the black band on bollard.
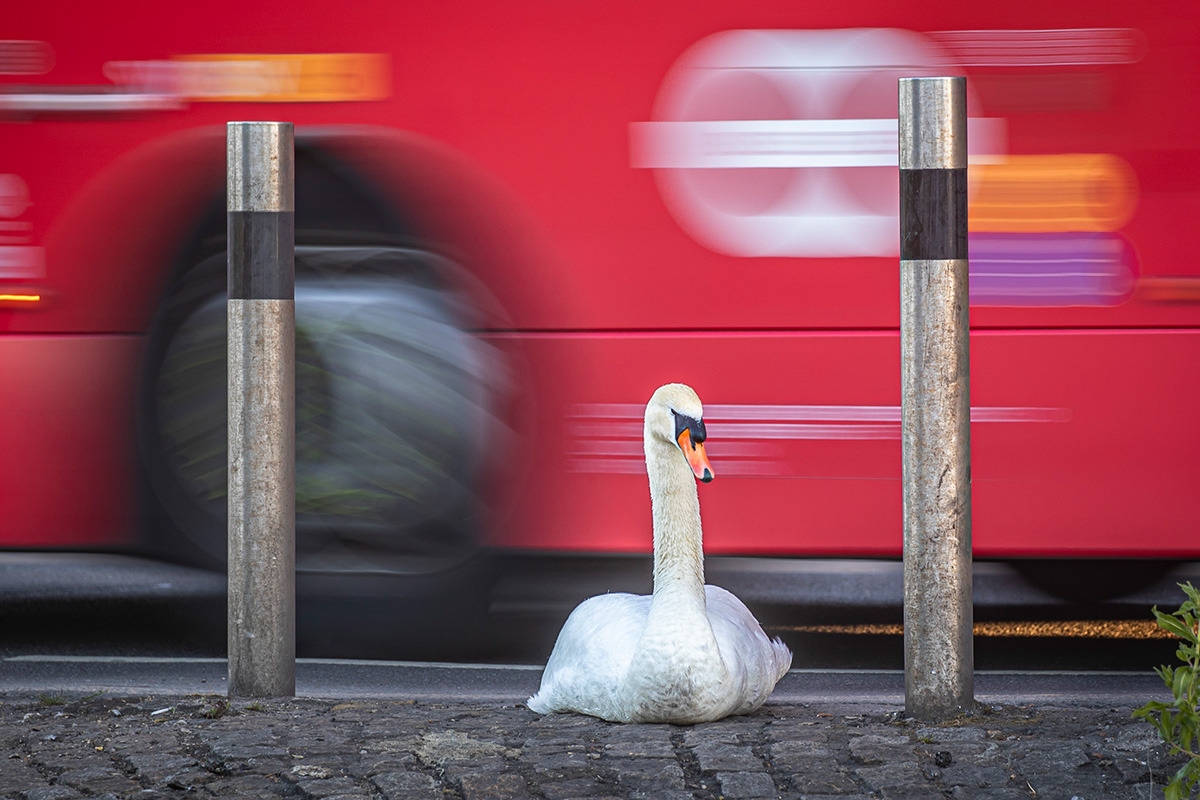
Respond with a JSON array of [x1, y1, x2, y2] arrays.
[[899, 168, 968, 262], [228, 211, 295, 300]]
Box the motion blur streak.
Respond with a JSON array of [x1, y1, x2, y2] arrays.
[[969, 233, 1137, 307], [970, 154, 1138, 232], [927, 28, 1147, 66], [103, 54, 391, 103]]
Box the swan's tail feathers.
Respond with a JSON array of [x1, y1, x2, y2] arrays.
[[771, 637, 793, 683], [526, 692, 551, 714]]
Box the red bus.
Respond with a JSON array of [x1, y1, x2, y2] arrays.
[[3, 2, 1198, 643]]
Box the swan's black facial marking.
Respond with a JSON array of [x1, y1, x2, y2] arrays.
[[671, 409, 706, 447]]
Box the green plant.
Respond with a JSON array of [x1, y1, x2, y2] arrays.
[[199, 698, 231, 719], [1133, 581, 1200, 799]]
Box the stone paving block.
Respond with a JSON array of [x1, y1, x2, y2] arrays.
[[18, 788, 85, 800], [1011, 739, 1092, 784], [937, 762, 1013, 791], [205, 773, 289, 796], [856, 761, 932, 795], [370, 770, 441, 800], [0, 759, 47, 795], [598, 728, 675, 759], [693, 741, 765, 772], [199, 726, 288, 760], [914, 726, 985, 744], [287, 729, 357, 754], [443, 757, 513, 784], [778, 764, 860, 795], [848, 734, 914, 764], [771, 737, 836, 767], [768, 720, 833, 742], [418, 730, 519, 764], [683, 722, 744, 747], [286, 764, 339, 780], [602, 737, 675, 759], [945, 789, 1032, 800], [616, 759, 687, 795], [625, 791, 695, 800], [56, 765, 140, 795], [296, 776, 361, 798], [531, 747, 601, 777], [460, 772, 533, 800], [122, 752, 200, 783], [0, 695, 1180, 800], [160, 767, 217, 791], [538, 775, 611, 799], [362, 753, 421, 776], [717, 770, 778, 798]]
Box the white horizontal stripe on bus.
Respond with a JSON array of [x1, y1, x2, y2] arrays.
[[711, 423, 899, 440], [630, 118, 1005, 169], [569, 404, 1069, 424], [569, 422, 900, 442], [0, 93, 183, 113], [567, 403, 1066, 474]]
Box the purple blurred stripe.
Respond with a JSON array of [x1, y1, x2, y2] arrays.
[[968, 232, 1137, 306]]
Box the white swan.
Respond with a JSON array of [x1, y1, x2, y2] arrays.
[[527, 383, 792, 724]]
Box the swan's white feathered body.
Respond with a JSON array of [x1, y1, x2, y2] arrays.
[[527, 384, 792, 724]]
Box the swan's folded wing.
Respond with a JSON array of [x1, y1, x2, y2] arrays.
[[527, 592, 650, 717], [704, 585, 793, 713]]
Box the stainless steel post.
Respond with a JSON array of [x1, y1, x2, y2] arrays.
[[227, 121, 296, 698], [898, 77, 973, 719]]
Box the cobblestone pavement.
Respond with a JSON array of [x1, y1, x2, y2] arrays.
[[0, 692, 1185, 800]]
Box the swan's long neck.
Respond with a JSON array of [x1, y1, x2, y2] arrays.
[[625, 418, 726, 722], [645, 432, 705, 600]]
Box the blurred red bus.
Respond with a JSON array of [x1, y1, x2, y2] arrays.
[[2, 2, 1198, 635]]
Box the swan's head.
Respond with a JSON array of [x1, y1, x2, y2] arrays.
[[646, 383, 714, 483]]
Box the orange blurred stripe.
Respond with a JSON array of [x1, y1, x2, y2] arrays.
[[970, 154, 1138, 232]]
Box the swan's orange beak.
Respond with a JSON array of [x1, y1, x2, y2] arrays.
[[677, 429, 714, 483]]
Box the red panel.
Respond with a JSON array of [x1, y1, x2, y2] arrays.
[[4, 1, 1200, 334], [2, 1, 1200, 562], [0, 336, 140, 547], [496, 330, 1200, 558]]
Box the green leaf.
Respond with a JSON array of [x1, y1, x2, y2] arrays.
[[1175, 669, 1191, 702], [1157, 613, 1195, 641], [1140, 583, 1200, 793]]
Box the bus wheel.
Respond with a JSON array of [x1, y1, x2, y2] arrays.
[[139, 246, 513, 658]]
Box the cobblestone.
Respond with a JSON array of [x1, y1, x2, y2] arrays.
[[0, 693, 1187, 799]]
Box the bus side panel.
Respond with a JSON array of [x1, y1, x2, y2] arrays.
[[0, 335, 140, 547], [498, 329, 1200, 558]]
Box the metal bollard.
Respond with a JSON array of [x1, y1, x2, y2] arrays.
[[227, 121, 296, 698], [898, 78, 974, 719]]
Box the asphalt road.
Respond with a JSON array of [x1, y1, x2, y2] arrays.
[[0, 654, 1170, 708], [0, 552, 1196, 672]]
